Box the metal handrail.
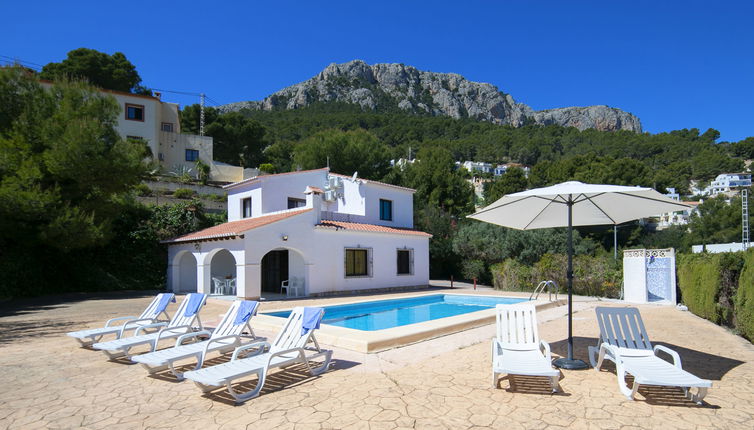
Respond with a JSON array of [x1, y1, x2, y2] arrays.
[[530, 280, 559, 301]]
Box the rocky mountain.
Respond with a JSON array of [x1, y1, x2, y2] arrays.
[[219, 60, 642, 133]]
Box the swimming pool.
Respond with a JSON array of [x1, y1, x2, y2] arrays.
[[265, 294, 527, 331]]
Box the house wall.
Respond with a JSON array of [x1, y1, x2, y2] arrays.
[[361, 183, 414, 228], [261, 170, 327, 214], [306, 229, 429, 295], [107, 92, 162, 158], [158, 131, 214, 175], [227, 170, 328, 222], [226, 169, 415, 228], [168, 197, 429, 299], [228, 186, 263, 221], [235, 209, 429, 298]]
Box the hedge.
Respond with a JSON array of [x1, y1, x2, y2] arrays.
[[735, 251, 754, 341], [676, 253, 743, 327]]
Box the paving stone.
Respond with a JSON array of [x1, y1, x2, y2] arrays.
[[1, 293, 752, 429]]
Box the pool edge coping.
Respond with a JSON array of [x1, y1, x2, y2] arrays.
[[250, 292, 567, 353]]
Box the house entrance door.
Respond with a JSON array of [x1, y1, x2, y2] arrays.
[[261, 250, 289, 293]]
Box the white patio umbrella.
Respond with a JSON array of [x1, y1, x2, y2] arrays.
[[468, 181, 690, 369]]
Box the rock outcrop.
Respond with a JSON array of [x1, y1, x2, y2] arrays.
[[219, 60, 642, 133]]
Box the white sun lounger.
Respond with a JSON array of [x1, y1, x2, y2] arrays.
[[492, 303, 560, 392], [588, 306, 711, 403], [92, 293, 207, 360], [131, 300, 259, 380], [184, 306, 333, 403], [66, 293, 174, 347]]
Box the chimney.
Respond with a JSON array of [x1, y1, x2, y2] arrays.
[[304, 186, 323, 222]]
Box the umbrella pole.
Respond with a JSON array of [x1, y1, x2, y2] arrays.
[[554, 197, 589, 370]]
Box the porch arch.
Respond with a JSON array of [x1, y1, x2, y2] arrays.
[[171, 250, 197, 293], [259, 246, 308, 296], [205, 248, 238, 295]]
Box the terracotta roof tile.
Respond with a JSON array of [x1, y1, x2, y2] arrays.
[[163, 208, 311, 243], [316, 220, 432, 237]]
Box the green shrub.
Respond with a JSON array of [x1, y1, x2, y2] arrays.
[[491, 259, 532, 291], [172, 188, 196, 199], [461, 259, 487, 283], [134, 183, 152, 196], [259, 163, 275, 174], [736, 250, 754, 341], [200, 193, 226, 202], [574, 254, 623, 298], [677, 253, 743, 326], [492, 254, 622, 298], [195, 160, 210, 185]]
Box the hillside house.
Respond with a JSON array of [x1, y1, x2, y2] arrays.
[[163, 168, 431, 299], [40, 81, 253, 182], [692, 173, 752, 197]]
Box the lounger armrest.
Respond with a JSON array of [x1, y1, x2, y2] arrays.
[[653, 344, 682, 369], [492, 338, 506, 356], [266, 347, 308, 366], [135, 322, 167, 336], [232, 341, 270, 361], [601, 343, 621, 360], [151, 324, 194, 350], [105, 316, 138, 327], [175, 330, 212, 347], [198, 334, 242, 363], [539, 339, 553, 362], [119, 318, 159, 337]]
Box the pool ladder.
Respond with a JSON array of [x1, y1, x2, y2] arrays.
[[530, 280, 559, 301]]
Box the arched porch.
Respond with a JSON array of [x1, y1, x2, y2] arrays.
[[260, 247, 308, 298], [170, 251, 197, 293]]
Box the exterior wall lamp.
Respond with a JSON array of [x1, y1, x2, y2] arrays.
[[281, 234, 288, 241]]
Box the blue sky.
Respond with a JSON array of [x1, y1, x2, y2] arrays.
[[3, 1, 753, 141]]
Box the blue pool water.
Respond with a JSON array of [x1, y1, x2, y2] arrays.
[[265, 294, 526, 331]]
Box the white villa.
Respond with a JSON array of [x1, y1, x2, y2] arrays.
[[493, 163, 531, 177], [163, 168, 431, 299], [655, 188, 700, 229], [692, 173, 752, 197], [40, 81, 253, 183]]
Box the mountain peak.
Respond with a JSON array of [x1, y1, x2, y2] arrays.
[[219, 60, 642, 133]]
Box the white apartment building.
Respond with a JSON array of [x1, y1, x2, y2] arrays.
[[164, 168, 431, 299], [493, 163, 531, 177], [461, 161, 493, 174], [656, 188, 699, 229], [693, 173, 752, 197]]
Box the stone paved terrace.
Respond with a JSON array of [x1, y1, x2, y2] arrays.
[[1, 287, 753, 429]]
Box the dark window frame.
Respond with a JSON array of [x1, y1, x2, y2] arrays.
[[379, 199, 393, 221], [287, 197, 306, 209], [397, 249, 413, 275], [161, 122, 174, 132], [345, 248, 370, 277], [125, 103, 145, 121], [242, 197, 252, 218], [185, 149, 199, 162]]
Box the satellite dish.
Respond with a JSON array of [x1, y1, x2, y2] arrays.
[[351, 171, 358, 182]]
